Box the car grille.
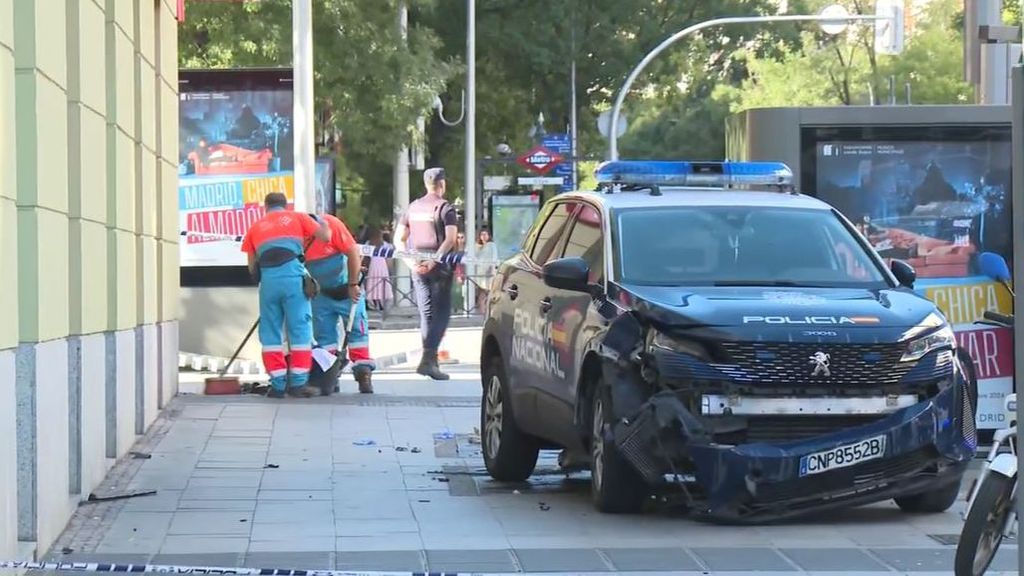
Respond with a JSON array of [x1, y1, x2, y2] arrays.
[[715, 415, 888, 444], [712, 342, 915, 387]]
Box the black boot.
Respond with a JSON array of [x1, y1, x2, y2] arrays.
[[354, 366, 374, 394], [416, 348, 450, 381], [287, 385, 319, 398]]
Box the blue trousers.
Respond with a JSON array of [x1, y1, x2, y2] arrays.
[[258, 275, 313, 391], [411, 265, 453, 350], [312, 293, 375, 371]]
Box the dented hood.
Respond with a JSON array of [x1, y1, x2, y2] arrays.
[[616, 284, 936, 332]]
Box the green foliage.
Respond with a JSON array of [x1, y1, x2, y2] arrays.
[[179, 0, 980, 224], [716, 0, 971, 113]]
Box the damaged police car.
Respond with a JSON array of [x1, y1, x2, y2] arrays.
[[479, 160, 978, 523]]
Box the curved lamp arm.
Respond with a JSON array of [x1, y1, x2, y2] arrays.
[[436, 90, 467, 127], [608, 12, 885, 160]]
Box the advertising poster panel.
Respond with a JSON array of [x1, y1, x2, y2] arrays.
[[178, 69, 295, 268], [490, 194, 541, 260], [812, 132, 1013, 429]]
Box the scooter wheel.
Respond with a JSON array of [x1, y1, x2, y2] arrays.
[[954, 473, 1014, 576]]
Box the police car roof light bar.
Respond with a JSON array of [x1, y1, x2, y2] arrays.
[[595, 161, 794, 190]]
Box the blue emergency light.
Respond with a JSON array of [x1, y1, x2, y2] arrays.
[[594, 160, 794, 188]]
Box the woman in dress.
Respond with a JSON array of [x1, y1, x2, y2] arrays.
[[472, 228, 498, 313], [365, 227, 393, 311]]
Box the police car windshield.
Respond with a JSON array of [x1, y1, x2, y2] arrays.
[[614, 206, 889, 288]]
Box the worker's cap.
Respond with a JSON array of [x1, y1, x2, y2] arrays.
[[423, 167, 446, 186]]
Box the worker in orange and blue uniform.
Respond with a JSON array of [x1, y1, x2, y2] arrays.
[[305, 214, 376, 394], [241, 192, 331, 398]]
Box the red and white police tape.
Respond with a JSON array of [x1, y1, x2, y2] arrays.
[[179, 231, 502, 266], [0, 560, 472, 576]]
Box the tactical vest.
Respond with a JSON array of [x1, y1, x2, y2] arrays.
[[405, 197, 449, 251]]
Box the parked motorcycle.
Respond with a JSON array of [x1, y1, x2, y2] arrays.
[[954, 251, 1017, 576]]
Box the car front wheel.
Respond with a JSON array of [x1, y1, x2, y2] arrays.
[[894, 478, 962, 513], [590, 389, 649, 513], [481, 355, 539, 481]]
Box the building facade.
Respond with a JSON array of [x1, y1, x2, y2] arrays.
[[0, 0, 180, 558]]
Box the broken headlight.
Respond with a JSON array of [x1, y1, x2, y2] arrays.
[[901, 313, 955, 362], [649, 331, 709, 360]]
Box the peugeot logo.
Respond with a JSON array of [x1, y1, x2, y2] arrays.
[[809, 351, 831, 377]]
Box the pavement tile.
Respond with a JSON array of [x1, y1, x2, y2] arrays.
[[335, 518, 419, 536], [781, 548, 888, 571], [335, 551, 425, 571], [101, 512, 174, 542], [181, 486, 259, 500], [160, 536, 250, 554], [45, 553, 152, 564], [246, 537, 336, 552], [188, 470, 264, 488], [514, 548, 612, 572], [168, 511, 254, 536], [334, 499, 414, 520], [243, 552, 333, 569], [424, 549, 518, 572], [261, 471, 333, 490], [690, 547, 795, 571], [250, 523, 336, 541], [94, 537, 164, 554], [254, 501, 334, 523], [151, 553, 244, 568], [336, 534, 423, 552], [178, 500, 258, 511], [258, 490, 333, 501], [598, 548, 702, 572], [869, 548, 958, 572], [179, 405, 225, 420]]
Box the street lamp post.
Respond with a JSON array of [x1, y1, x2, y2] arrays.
[[465, 0, 477, 311], [607, 10, 893, 160]]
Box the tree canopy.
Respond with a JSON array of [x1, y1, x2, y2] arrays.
[[179, 0, 979, 225]]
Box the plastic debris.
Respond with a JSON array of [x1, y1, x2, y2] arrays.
[[264, 464, 280, 469], [395, 446, 409, 452], [411, 447, 422, 454], [512, 489, 521, 495], [352, 439, 377, 446], [539, 502, 551, 511]]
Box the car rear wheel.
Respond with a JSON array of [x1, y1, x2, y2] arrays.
[[894, 478, 962, 513], [590, 389, 649, 513], [481, 354, 539, 482]]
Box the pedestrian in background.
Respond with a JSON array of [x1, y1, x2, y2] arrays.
[[365, 227, 393, 312], [241, 192, 331, 398], [395, 167, 457, 380], [472, 227, 498, 313], [452, 230, 467, 314]]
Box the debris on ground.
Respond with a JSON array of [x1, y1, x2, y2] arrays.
[[352, 439, 376, 446], [396, 446, 409, 452], [129, 451, 151, 459], [538, 502, 551, 511], [265, 463, 280, 469], [83, 490, 157, 503], [411, 447, 422, 453], [513, 489, 521, 495], [435, 429, 455, 440], [61, 548, 73, 555]]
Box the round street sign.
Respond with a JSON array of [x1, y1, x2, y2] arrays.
[[818, 4, 851, 36], [597, 110, 628, 139]]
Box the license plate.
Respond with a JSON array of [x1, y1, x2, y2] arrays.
[[799, 435, 886, 477]]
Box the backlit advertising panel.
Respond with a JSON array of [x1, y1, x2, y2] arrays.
[[807, 127, 1013, 429], [178, 69, 295, 269]]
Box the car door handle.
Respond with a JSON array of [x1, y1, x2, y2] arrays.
[[540, 297, 552, 314], [504, 284, 518, 300]]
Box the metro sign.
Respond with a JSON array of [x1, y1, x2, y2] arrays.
[[517, 145, 564, 175]]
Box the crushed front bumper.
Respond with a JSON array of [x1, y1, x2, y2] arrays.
[[612, 386, 975, 523]]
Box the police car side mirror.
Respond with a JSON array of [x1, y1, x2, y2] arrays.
[[890, 259, 916, 288], [543, 257, 591, 293]]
